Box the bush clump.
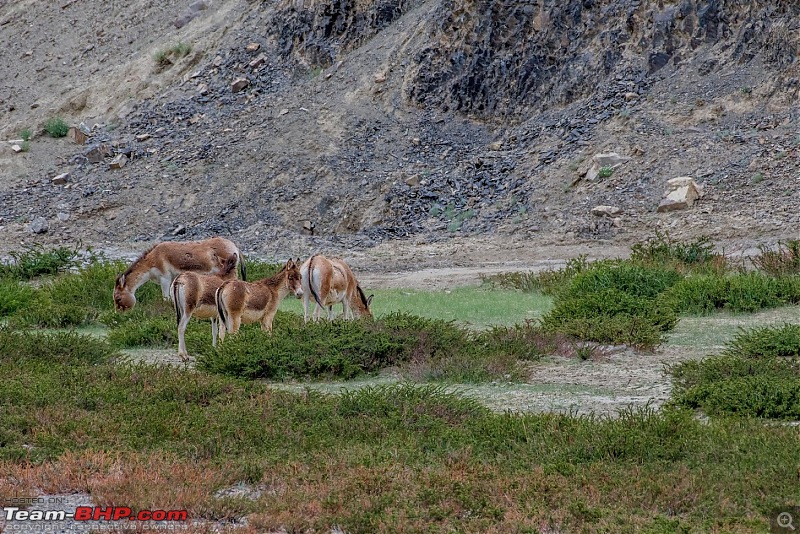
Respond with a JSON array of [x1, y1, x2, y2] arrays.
[[665, 272, 800, 314], [670, 324, 800, 419], [540, 262, 682, 349], [630, 232, 727, 273], [196, 312, 552, 382], [44, 117, 69, 138], [0, 244, 84, 280], [0, 328, 116, 367]]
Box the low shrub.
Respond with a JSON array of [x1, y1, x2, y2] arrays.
[[722, 323, 800, 359], [540, 262, 682, 348], [44, 117, 69, 138], [0, 279, 34, 317], [669, 324, 800, 419], [630, 232, 729, 274], [0, 244, 84, 280], [666, 272, 800, 314], [12, 261, 164, 327], [0, 328, 116, 366], [197, 312, 549, 382]]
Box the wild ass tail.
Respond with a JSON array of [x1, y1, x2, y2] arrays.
[[172, 278, 183, 328], [308, 255, 324, 308], [216, 285, 232, 333], [239, 252, 247, 281]]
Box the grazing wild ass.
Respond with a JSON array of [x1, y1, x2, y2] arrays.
[[215, 258, 303, 341], [114, 237, 246, 311], [300, 254, 373, 323], [171, 272, 230, 362]]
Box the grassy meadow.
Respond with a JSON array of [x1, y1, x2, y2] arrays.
[[1, 237, 799, 532]]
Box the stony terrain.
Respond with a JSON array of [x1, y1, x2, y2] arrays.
[[0, 0, 798, 265]]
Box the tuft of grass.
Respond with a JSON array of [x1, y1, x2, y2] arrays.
[[597, 166, 614, 179], [154, 42, 192, 67], [20, 128, 32, 141], [44, 117, 69, 138], [752, 240, 800, 276], [0, 279, 35, 317], [481, 255, 591, 296]]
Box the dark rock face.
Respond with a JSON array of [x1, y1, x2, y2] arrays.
[[403, 0, 800, 118], [270, 0, 419, 66]]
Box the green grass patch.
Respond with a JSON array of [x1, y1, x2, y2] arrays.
[[277, 285, 553, 329], [0, 366, 797, 531]]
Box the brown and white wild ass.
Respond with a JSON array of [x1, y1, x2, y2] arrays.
[[300, 254, 373, 323], [114, 237, 246, 311], [171, 272, 230, 362], [215, 258, 303, 341]]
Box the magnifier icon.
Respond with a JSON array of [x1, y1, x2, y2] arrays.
[[778, 512, 796, 530]]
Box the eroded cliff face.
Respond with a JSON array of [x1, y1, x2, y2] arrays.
[[270, 0, 420, 66], [0, 0, 797, 251], [403, 0, 800, 117]]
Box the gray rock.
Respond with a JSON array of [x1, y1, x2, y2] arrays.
[[52, 173, 70, 185], [231, 78, 250, 92], [29, 216, 49, 234], [591, 205, 623, 217], [57, 212, 70, 222], [188, 0, 209, 13]]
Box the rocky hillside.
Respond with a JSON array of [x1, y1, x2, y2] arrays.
[[0, 0, 798, 257]]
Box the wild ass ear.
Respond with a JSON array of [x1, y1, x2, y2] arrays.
[[116, 274, 125, 287], [366, 294, 374, 307], [285, 258, 294, 269]]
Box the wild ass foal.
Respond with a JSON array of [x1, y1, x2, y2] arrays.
[[215, 259, 303, 342], [301, 254, 373, 323], [114, 237, 246, 311], [171, 271, 230, 362]]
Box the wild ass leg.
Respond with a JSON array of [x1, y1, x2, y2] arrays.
[[211, 318, 218, 347], [303, 291, 312, 324], [160, 275, 173, 300], [177, 307, 192, 361]]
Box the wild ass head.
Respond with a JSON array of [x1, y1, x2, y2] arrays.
[[283, 258, 303, 299], [355, 285, 374, 319], [113, 273, 136, 311]]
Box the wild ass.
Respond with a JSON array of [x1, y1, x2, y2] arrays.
[[114, 237, 246, 311], [171, 272, 230, 362], [300, 254, 373, 323], [215, 258, 303, 341]]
